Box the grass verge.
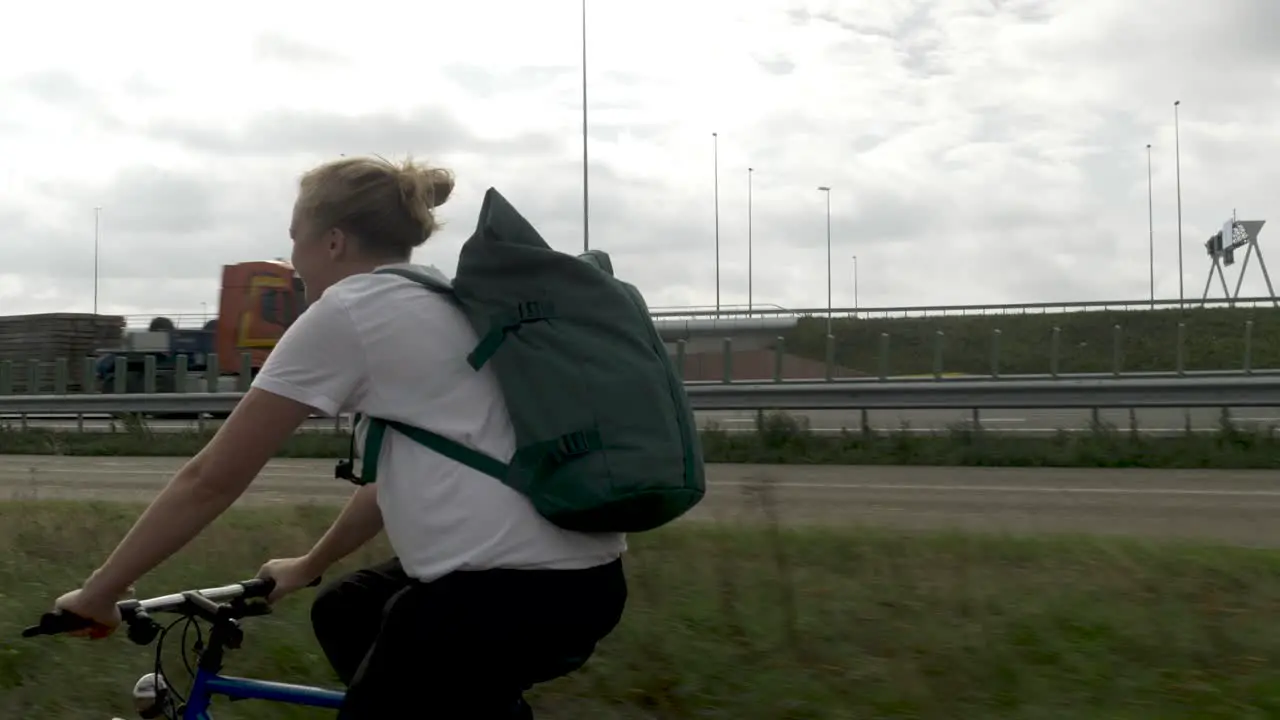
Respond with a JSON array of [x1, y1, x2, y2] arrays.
[[3, 498, 1280, 719], [786, 306, 1280, 376], [4, 411, 1280, 468]]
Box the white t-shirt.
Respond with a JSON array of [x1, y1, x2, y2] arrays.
[[251, 262, 627, 582]]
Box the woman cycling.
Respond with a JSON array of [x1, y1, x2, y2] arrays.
[[45, 155, 629, 718]]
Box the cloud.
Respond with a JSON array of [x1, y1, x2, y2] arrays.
[[0, 0, 1278, 323], [754, 55, 797, 76], [440, 64, 579, 99], [14, 70, 100, 108], [143, 108, 562, 159], [252, 33, 347, 66]]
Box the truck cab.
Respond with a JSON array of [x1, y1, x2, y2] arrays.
[[214, 260, 308, 377]]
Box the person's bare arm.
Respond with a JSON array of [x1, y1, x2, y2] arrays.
[[81, 388, 313, 597], [300, 483, 384, 576]]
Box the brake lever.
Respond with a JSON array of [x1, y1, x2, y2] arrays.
[[230, 592, 273, 615]]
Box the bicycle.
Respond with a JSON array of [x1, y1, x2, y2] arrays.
[[23, 575, 345, 718]]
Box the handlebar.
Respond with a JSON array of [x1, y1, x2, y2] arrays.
[[22, 575, 323, 640]]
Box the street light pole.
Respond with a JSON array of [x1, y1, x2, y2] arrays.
[[580, 0, 589, 252], [93, 206, 101, 315], [817, 186, 831, 335], [1174, 100, 1184, 309], [851, 255, 858, 313], [747, 167, 753, 314], [1152, 142, 1162, 304], [713, 132, 720, 317]]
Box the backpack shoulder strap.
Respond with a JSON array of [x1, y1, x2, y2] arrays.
[[373, 266, 455, 294], [379, 418, 506, 481], [341, 416, 510, 486], [333, 267, 511, 487]]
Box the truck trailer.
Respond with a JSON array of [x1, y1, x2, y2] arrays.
[[94, 260, 307, 396]]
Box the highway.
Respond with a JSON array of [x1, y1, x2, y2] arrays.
[[4, 407, 1279, 434], [4, 456, 1280, 547]]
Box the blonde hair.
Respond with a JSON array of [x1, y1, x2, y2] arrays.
[[296, 155, 455, 257]]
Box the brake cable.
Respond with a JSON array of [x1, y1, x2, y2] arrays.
[[151, 613, 203, 715]]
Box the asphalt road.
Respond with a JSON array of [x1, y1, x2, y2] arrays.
[[4, 456, 1280, 547], [4, 407, 1280, 434]]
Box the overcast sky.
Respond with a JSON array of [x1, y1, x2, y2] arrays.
[[2, 0, 1277, 322]]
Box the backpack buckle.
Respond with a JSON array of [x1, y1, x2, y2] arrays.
[[557, 431, 592, 458], [335, 459, 363, 484], [517, 300, 554, 322]]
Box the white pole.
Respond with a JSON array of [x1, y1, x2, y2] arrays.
[[747, 167, 753, 314], [1174, 100, 1184, 308], [581, 0, 589, 252], [94, 206, 101, 314], [713, 132, 720, 316]]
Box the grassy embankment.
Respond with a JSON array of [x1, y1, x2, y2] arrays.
[[4, 410, 1280, 468], [784, 306, 1280, 375], [3, 498, 1280, 719]]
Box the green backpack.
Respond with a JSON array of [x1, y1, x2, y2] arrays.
[[334, 187, 706, 533]]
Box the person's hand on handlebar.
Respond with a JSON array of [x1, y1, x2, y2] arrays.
[[50, 581, 133, 640], [256, 557, 324, 604]]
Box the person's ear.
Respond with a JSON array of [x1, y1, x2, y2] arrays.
[[324, 228, 348, 260]]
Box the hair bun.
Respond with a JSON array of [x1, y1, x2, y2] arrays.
[[425, 167, 454, 209], [395, 161, 454, 240], [397, 164, 453, 208]]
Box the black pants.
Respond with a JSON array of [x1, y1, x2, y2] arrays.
[[311, 556, 627, 719]]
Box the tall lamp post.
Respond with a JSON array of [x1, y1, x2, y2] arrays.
[[747, 167, 753, 314], [94, 206, 102, 315], [1147, 143, 1155, 306], [713, 132, 720, 316], [1174, 100, 1184, 308], [851, 254, 859, 313], [817, 186, 832, 335], [580, 0, 590, 252]]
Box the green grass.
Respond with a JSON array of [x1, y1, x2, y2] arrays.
[[784, 306, 1280, 376], [3, 500, 1280, 718], [4, 410, 1280, 469], [701, 410, 1280, 469]]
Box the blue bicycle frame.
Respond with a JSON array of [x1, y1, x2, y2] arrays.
[[24, 577, 352, 718], [175, 595, 347, 719], [183, 669, 345, 718]]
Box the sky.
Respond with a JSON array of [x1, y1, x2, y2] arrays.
[[2, 0, 1278, 323]]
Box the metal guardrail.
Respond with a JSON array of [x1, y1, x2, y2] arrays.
[[4, 348, 1280, 397], [128, 292, 1280, 329], [3, 375, 1280, 416], [649, 294, 1280, 320], [686, 376, 1280, 410]]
